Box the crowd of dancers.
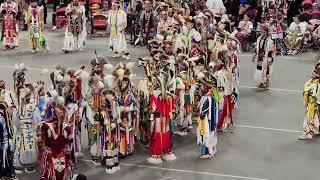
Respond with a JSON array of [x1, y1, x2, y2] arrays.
[[2, 0, 320, 180]]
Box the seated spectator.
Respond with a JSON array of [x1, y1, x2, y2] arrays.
[[285, 16, 307, 55], [234, 14, 253, 51], [312, 25, 320, 48]]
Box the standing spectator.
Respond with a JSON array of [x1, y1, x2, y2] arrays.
[[287, 0, 303, 25], [225, 0, 240, 22], [52, 0, 68, 30]]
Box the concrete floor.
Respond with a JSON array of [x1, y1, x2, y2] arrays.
[[1, 30, 320, 180]]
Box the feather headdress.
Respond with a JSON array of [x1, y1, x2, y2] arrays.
[[13, 63, 28, 92], [112, 62, 136, 81], [197, 71, 217, 87]]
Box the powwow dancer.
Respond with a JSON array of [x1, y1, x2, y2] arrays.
[[12, 65, 41, 174], [227, 41, 240, 109], [215, 45, 234, 131], [38, 98, 73, 180], [27, 0, 49, 53], [49, 65, 67, 97], [63, 68, 88, 164], [137, 56, 155, 145], [109, 62, 137, 158], [175, 60, 196, 136], [108, 0, 130, 60], [63, 0, 85, 52], [146, 53, 176, 164], [252, 25, 275, 89], [98, 88, 120, 174], [0, 0, 19, 49], [299, 62, 320, 140], [72, 68, 92, 152], [88, 54, 110, 165], [196, 71, 220, 159], [0, 80, 18, 180]]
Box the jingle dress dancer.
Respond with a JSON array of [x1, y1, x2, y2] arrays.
[[0, 0, 18, 49], [27, 0, 49, 53]]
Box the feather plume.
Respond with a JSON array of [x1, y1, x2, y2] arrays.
[[104, 75, 114, 89], [63, 75, 70, 82], [98, 81, 105, 89], [188, 57, 199, 62], [197, 72, 205, 80], [116, 69, 125, 77], [156, 34, 165, 41], [80, 71, 90, 98], [50, 90, 58, 97], [166, 35, 173, 42], [126, 62, 135, 70], [209, 62, 216, 68], [56, 96, 65, 105], [218, 44, 228, 52], [74, 69, 82, 76], [14, 64, 19, 70], [104, 64, 113, 70], [56, 74, 64, 82], [193, 31, 202, 42]]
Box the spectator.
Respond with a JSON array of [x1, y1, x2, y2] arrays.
[[287, 0, 304, 25], [285, 16, 307, 55], [52, 0, 68, 31], [311, 25, 320, 48], [235, 14, 253, 51], [225, 0, 240, 20]]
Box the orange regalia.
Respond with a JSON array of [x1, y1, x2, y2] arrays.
[[100, 90, 120, 174], [107, 62, 137, 158]]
